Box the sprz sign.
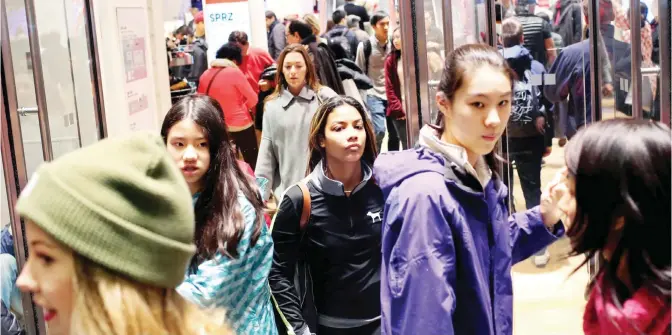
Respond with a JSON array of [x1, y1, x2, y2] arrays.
[[203, 0, 251, 64], [209, 12, 234, 22]]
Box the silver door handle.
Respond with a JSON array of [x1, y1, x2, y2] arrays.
[[641, 67, 660, 75], [17, 107, 38, 116]]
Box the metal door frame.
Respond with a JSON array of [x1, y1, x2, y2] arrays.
[[658, 0, 670, 125], [399, 0, 430, 146], [1, 0, 106, 333]]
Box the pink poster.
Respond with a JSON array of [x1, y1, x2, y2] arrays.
[[121, 36, 148, 82]]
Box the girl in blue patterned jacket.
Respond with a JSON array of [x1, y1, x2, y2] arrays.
[[162, 95, 278, 335]]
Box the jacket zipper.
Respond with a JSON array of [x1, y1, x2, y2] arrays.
[[347, 196, 354, 232], [484, 194, 497, 333]]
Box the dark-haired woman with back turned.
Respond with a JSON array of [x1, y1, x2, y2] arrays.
[[198, 42, 259, 169], [270, 96, 384, 335], [374, 44, 569, 335], [161, 95, 278, 334], [286, 20, 345, 94], [555, 119, 670, 335]]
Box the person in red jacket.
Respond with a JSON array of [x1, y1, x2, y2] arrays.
[[198, 42, 259, 169], [383, 27, 407, 149], [559, 119, 670, 335], [228, 31, 274, 94]]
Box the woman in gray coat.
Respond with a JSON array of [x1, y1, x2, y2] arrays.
[[256, 44, 337, 201]]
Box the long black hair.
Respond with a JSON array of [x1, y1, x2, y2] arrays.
[[565, 119, 671, 303], [306, 95, 378, 175], [433, 44, 516, 181], [161, 95, 265, 262]]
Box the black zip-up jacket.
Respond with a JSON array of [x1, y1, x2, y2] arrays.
[[269, 161, 383, 334]]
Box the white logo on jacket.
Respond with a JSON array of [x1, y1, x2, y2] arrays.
[[367, 211, 382, 223]]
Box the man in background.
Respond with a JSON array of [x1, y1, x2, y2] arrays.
[[344, 0, 370, 30], [356, 12, 399, 151], [347, 15, 369, 43], [188, 11, 208, 87], [514, 0, 557, 67], [265, 11, 286, 60], [325, 9, 360, 60]]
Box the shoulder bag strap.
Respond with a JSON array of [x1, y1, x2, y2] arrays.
[[297, 177, 312, 230], [205, 68, 225, 95]]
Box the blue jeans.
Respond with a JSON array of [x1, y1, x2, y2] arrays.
[[0, 254, 22, 316], [365, 95, 387, 151]]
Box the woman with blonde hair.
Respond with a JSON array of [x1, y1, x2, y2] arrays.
[[256, 44, 337, 202], [302, 13, 325, 42], [15, 133, 232, 335]]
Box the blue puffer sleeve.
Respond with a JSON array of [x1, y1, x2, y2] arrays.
[[510, 206, 565, 264], [381, 181, 457, 335]]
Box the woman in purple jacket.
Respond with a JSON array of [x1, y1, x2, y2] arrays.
[[374, 44, 568, 335]]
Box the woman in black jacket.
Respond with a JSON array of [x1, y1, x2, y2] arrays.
[[270, 96, 383, 335]]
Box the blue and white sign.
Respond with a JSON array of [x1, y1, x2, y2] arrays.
[[203, 0, 252, 63]]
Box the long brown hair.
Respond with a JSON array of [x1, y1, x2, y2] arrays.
[[161, 96, 265, 262], [306, 96, 378, 174], [267, 44, 322, 101], [433, 44, 515, 180]]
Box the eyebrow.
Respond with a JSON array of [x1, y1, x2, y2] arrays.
[[468, 91, 512, 98], [169, 136, 206, 141], [30, 240, 55, 248], [331, 119, 363, 124]]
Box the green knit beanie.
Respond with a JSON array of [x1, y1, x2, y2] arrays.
[[16, 132, 196, 288]]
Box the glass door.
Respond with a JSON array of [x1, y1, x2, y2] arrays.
[[1, 0, 104, 333]]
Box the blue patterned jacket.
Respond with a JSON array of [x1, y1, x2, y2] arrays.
[[178, 180, 277, 335]]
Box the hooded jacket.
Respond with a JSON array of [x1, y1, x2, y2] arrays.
[[374, 126, 565, 335], [269, 161, 383, 335], [500, 45, 546, 139]]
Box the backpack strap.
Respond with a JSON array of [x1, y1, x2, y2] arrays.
[[363, 39, 372, 75], [297, 177, 312, 230]]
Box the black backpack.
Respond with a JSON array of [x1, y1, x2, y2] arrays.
[[511, 69, 543, 128], [327, 28, 352, 60]]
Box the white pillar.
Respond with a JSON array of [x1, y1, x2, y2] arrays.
[[249, 0, 268, 50], [92, 0, 172, 136]]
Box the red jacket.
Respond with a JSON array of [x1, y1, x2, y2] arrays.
[[584, 274, 671, 335], [384, 51, 405, 118], [239, 48, 274, 95], [198, 60, 257, 128]]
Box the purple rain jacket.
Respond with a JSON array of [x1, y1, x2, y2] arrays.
[[373, 130, 565, 335]]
